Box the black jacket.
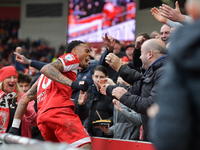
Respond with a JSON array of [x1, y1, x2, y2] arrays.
[[83, 85, 114, 137], [107, 56, 166, 141], [118, 65, 142, 85], [71, 59, 99, 120], [133, 48, 142, 67], [76, 59, 99, 87], [150, 19, 200, 150]]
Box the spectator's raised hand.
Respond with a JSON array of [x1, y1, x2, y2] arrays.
[[151, 7, 167, 24], [15, 46, 22, 54], [113, 99, 122, 112], [99, 78, 115, 87], [106, 78, 115, 85], [90, 47, 98, 58], [100, 84, 108, 95], [14, 52, 31, 65], [160, 1, 186, 23], [99, 78, 115, 95], [147, 103, 159, 119], [112, 87, 127, 100], [98, 78, 108, 88], [135, 35, 146, 49], [105, 53, 122, 72], [117, 77, 132, 87], [78, 90, 87, 105], [98, 78, 111, 94], [102, 33, 115, 52]]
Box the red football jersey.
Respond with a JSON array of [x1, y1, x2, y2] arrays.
[[37, 53, 79, 116]]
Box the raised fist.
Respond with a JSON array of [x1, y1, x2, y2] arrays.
[[71, 80, 88, 92]]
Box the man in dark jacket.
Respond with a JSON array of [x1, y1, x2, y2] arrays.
[[149, 0, 200, 149], [101, 39, 167, 141], [77, 65, 114, 137], [103, 52, 142, 85]]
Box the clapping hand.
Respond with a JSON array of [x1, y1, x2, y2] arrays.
[[113, 99, 122, 112], [159, 1, 185, 23], [112, 87, 127, 100], [78, 90, 87, 105], [151, 7, 168, 24]]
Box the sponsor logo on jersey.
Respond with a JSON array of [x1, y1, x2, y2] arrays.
[[79, 81, 85, 85], [65, 54, 75, 61]]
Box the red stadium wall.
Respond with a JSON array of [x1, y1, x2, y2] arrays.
[[0, 7, 20, 20], [91, 137, 156, 150]]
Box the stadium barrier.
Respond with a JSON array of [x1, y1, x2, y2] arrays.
[[91, 137, 155, 150], [0, 133, 78, 150], [0, 133, 156, 150]]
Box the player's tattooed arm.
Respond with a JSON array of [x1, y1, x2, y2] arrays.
[[40, 59, 73, 87], [26, 82, 37, 100], [14, 82, 37, 120]]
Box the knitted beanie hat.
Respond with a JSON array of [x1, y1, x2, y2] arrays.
[[0, 66, 18, 83]]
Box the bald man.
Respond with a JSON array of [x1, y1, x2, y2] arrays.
[[160, 24, 171, 45], [149, 0, 200, 150], [101, 39, 167, 141]]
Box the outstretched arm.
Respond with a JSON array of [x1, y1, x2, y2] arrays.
[[14, 52, 31, 65], [14, 52, 47, 70], [9, 82, 37, 135], [40, 59, 88, 91], [132, 35, 146, 68], [40, 59, 73, 86], [99, 33, 115, 66], [14, 82, 37, 120], [113, 99, 142, 126], [14, 47, 26, 72]]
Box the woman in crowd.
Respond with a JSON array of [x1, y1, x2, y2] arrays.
[[0, 66, 37, 138]]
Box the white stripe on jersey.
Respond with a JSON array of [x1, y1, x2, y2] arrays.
[[37, 74, 44, 92], [58, 58, 79, 74], [69, 137, 91, 148]]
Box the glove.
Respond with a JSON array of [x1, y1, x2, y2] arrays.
[[8, 127, 20, 135], [71, 81, 88, 92]]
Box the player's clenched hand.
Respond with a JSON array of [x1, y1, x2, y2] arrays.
[[71, 80, 88, 92]]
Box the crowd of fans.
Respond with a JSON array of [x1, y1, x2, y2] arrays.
[[1, 0, 200, 150], [69, 0, 136, 19], [68, 0, 136, 33], [0, 20, 67, 69]]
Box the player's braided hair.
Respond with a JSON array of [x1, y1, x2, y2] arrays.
[[65, 40, 85, 53]]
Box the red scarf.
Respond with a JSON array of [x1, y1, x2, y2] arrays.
[[0, 89, 17, 133]]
